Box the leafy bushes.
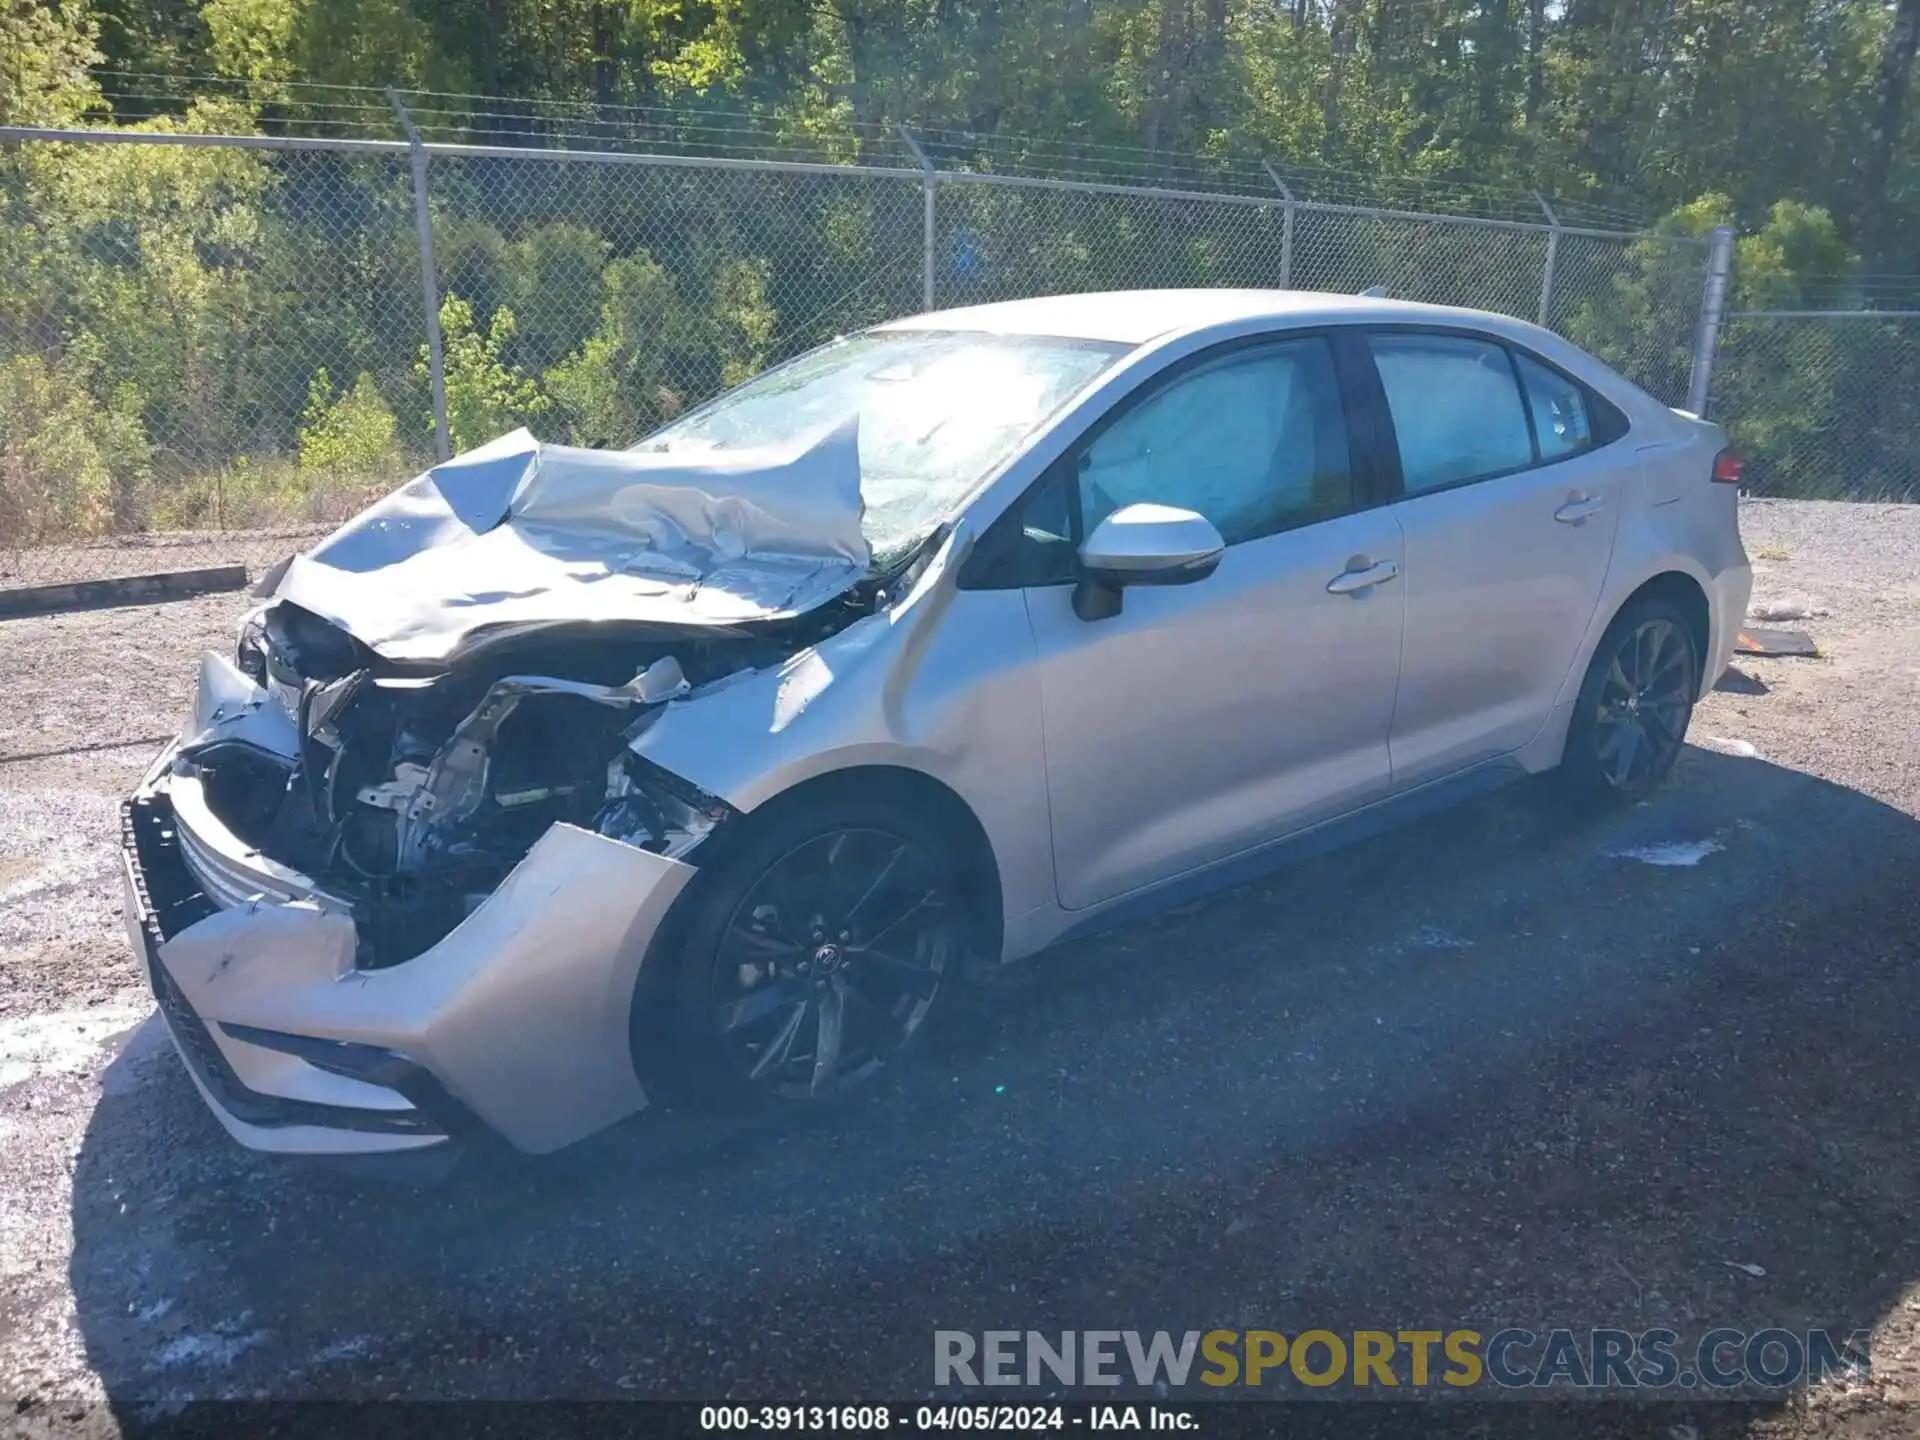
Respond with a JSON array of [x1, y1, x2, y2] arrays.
[[0, 108, 1901, 551], [0, 342, 153, 541], [299, 369, 402, 477], [429, 296, 552, 454], [0, 109, 437, 539], [0, 121, 858, 543]]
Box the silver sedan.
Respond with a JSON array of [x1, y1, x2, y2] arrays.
[[121, 289, 1752, 1162]]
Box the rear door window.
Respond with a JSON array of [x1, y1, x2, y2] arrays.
[[1367, 334, 1534, 493], [1513, 351, 1595, 461]]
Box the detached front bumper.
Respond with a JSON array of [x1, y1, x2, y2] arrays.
[[124, 746, 698, 1159]]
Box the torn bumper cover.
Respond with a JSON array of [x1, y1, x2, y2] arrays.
[[129, 648, 714, 1167], [123, 765, 695, 1158]]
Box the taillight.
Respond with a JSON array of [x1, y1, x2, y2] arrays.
[[1711, 449, 1744, 485]]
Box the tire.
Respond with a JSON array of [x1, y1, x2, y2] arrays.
[[1558, 596, 1701, 805], [662, 792, 970, 1108]]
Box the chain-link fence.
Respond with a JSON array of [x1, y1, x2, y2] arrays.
[[1710, 310, 1920, 503], [1, 116, 1711, 600], [0, 135, 432, 592]]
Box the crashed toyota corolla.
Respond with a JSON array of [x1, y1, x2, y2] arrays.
[[122, 289, 1751, 1162]]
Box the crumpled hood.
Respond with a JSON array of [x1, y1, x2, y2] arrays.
[[275, 419, 869, 663]]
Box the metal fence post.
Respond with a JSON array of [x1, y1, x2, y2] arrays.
[[387, 87, 451, 461], [1533, 191, 1561, 329], [898, 127, 938, 311], [1261, 161, 1295, 289], [1687, 224, 1737, 418]]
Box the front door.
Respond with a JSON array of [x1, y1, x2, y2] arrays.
[[1016, 335, 1408, 911]]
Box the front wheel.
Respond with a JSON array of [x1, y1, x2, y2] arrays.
[[1559, 598, 1700, 804], [672, 798, 966, 1105]]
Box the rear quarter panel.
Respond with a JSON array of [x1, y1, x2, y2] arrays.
[[1514, 411, 1751, 774]]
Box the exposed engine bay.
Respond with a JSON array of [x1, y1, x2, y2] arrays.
[[180, 588, 885, 969], [158, 417, 948, 970]]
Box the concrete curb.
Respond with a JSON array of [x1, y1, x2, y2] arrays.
[[0, 564, 250, 619]]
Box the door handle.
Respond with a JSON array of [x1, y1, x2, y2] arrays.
[[1326, 559, 1400, 595], [1554, 495, 1605, 524]]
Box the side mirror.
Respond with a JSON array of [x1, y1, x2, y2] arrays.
[[1072, 503, 1226, 621]]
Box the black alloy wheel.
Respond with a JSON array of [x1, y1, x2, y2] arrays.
[[1562, 597, 1700, 802], [702, 823, 958, 1101], [1592, 615, 1695, 789]]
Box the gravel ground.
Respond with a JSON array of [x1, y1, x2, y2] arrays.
[[2, 498, 1919, 1438]]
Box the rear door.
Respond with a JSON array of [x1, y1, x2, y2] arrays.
[[1360, 330, 1630, 788]]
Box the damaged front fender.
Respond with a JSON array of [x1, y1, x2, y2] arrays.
[[626, 522, 976, 811]]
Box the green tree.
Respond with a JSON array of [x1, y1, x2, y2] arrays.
[[502, 223, 610, 372], [299, 368, 403, 476], [0, 0, 104, 125], [427, 294, 551, 453], [542, 252, 713, 445], [0, 340, 153, 538], [7, 0, 1920, 542], [1561, 193, 1732, 407]]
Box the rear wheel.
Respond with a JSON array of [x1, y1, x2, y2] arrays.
[[1559, 598, 1700, 804], [672, 798, 965, 1105]]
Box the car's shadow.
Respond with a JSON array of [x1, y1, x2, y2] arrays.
[[68, 746, 1920, 1435]]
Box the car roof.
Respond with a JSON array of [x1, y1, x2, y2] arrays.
[[875, 288, 1516, 347]]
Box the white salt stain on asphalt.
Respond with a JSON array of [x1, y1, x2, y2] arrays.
[[309, 1336, 373, 1364], [0, 998, 150, 1089], [1607, 838, 1726, 868], [153, 1317, 268, 1371]]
